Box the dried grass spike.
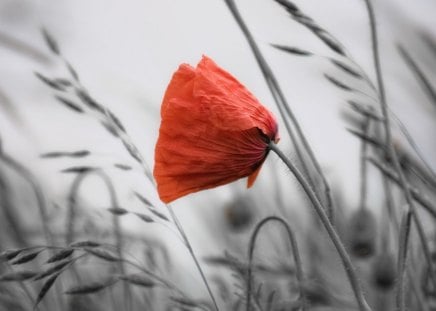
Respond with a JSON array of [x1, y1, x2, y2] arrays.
[[46, 249, 74, 263], [0, 270, 37, 281], [34, 273, 60, 309], [53, 78, 72, 87], [274, 0, 300, 15], [108, 111, 126, 133], [170, 296, 200, 308], [66, 61, 80, 81], [34, 260, 70, 281], [69, 241, 100, 248], [330, 59, 363, 78], [148, 208, 169, 222], [122, 140, 143, 164], [324, 74, 354, 91], [41, 150, 90, 159], [41, 28, 60, 55], [271, 44, 313, 56], [119, 274, 156, 287], [347, 100, 384, 121], [0, 249, 23, 261], [85, 248, 120, 262], [107, 207, 129, 216], [65, 278, 117, 295], [11, 250, 43, 265], [134, 192, 153, 207], [134, 213, 154, 223], [61, 166, 96, 174], [35, 72, 66, 91], [55, 95, 84, 113], [114, 163, 132, 171], [100, 121, 119, 137], [75, 88, 105, 113], [315, 30, 346, 56]]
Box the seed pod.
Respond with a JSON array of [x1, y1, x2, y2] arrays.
[[371, 253, 396, 290], [224, 197, 254, 231], [348, 209, 377, 258]]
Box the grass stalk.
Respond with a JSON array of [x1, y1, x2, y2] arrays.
[[66, 169, 131, 311], [165, 204, 220, 311], [246, 216, 306, 311], [268, 142, 371, 311], [224, 0, 335, 220], [360, 2, 436, 309], [359, 117, 370, 211]]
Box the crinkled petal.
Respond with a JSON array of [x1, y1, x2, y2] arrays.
[[193, 56, 278, 139], [153, 56, 278, 203]]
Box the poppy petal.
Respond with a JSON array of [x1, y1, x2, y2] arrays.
[[193, 56, 278, 139], [247, 162, 263, 188], [153, 56, 278, 203]]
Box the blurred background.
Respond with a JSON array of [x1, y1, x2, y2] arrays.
[[0, 0, 435, 310]]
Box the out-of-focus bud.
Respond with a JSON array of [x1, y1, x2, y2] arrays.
[[347, 208, 377, 258], [224, 197, 254, 231], [371, 252, 396, 290]]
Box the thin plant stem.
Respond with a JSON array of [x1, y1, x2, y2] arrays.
[[39, 28, 218, 311], [66, 169, 131, 311], [121, 258, 210, 311], [268, 142, 371, 311], [246, 216, 306, 311], [0, 153, 54, 246], [390, 110, 436, 188], [166, 203, 220, 311], [2, 263, 37, 309], [376, 152, 429, 311], [359, 117, 370, 211], [224, 0, 335, 220], [0, 144, 62, 309], [370, 158, 436, 219], [360, 2, 435, 309], [396, 211, 411, 311]]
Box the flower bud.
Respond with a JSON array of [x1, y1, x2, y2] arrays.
[[371, 252, 396, 290], [224, 197, 254, 231], [347, 208, 377, 258]]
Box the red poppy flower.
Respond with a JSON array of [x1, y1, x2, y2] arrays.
[[154, 56, 279, 203]]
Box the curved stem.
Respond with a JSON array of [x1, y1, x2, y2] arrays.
[[224, 0, 335, 220], [246, 216, 306, 311], [66, 169, 130, 311], [268, 142, 371, 311], [0, 154, 54, 246]]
